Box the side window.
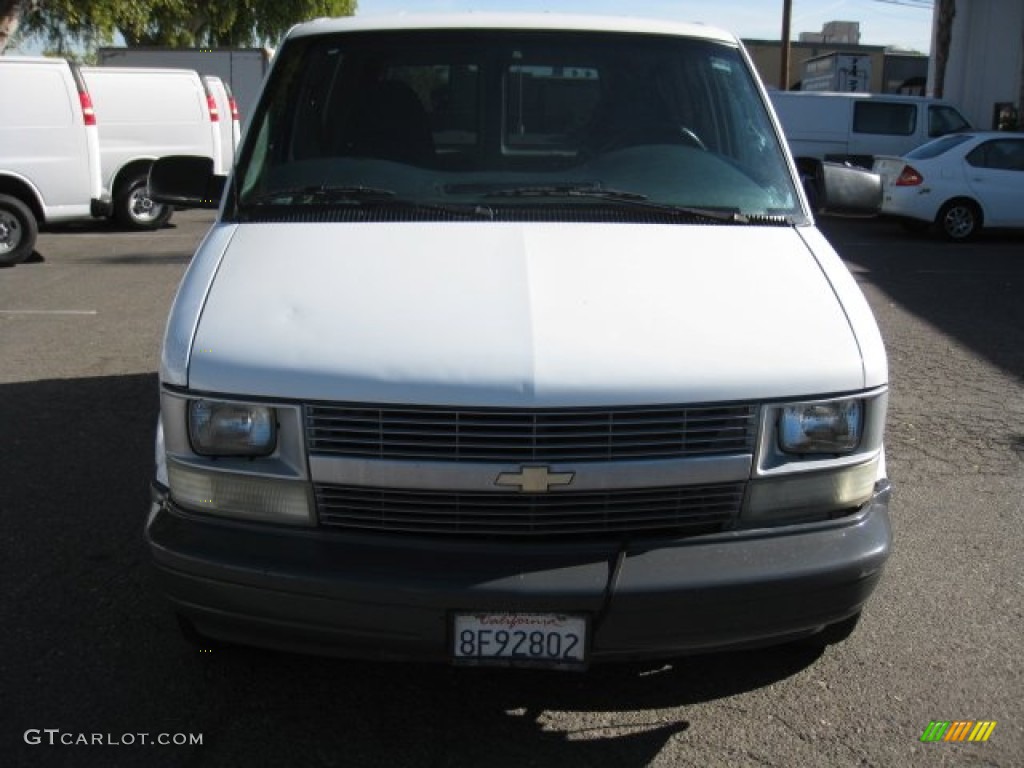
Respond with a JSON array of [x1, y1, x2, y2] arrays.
[[928, 105, 970, 137], [386, 64, 480, 161], [852, 102, 916, 135], [503, 63, 601, 156], [288, 46, 345, 161], [966, 140, 1024, 171], [286, 54, 482, 168]]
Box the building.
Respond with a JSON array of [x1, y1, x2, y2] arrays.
[[883, 53, 929, 96], [929, 0, 1024, 129], [799, 21, 863, 45], [747, 18, 924, 93], [744, 39, 888, 91]]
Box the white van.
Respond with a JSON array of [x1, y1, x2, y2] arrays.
[[147, 14, 891, 665], [769, 91, 971, 195], [203, 75, 242, 171], [0, 56, 105, 265], [81, 66, 223, 229]]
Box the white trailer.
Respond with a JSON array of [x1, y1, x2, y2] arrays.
[[802, 52, 872, 93]]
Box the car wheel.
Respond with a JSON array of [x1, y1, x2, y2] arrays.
[[0, 193, 38, 266], [936, 199, 981, 242], [114, 172, 173, 231]]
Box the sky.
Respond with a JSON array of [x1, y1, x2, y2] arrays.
[[7, 0, 935, 56], [355, 0, 936, 53]]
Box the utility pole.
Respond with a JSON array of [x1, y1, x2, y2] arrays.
[[779, 0, 793, 90]]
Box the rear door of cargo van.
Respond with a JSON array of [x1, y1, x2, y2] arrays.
[[203, 76, 240, 172], [768, 92, 853, 163], [83, 66, 220, 201], [0, 57, 101, 222]]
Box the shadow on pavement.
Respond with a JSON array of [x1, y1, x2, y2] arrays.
[[71, 252, 193, 266], [820, 216, 1024, 383]]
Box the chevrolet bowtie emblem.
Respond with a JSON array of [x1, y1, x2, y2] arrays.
[[495, 466, 575, 493]]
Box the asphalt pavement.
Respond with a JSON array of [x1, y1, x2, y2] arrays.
[[1, 211, 1021, 767]]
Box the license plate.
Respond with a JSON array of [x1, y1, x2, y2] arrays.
[[452, 613, 587, 669]]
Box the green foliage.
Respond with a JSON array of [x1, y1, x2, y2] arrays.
[[18, 0, 356, 51]]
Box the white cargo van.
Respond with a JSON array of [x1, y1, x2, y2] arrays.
[[97, 46, 272, 124], [147, 14, 891, 665], [81, 66, 223, 229], [769, 91, 971, 199], [203, 75, 242, 171], [0, 56, 105, 265]]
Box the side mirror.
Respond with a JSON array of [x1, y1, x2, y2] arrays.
[[817, 162, 882, 215], [148, 155, 226, 209]]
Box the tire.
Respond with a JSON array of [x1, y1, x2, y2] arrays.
[[114, 172, 173, 231], [936, 199, 982, 242], [0, 193, 38, 266]]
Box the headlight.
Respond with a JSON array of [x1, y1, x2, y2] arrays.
[[779, 399, 862, 454], [188, 400, 277, 456]]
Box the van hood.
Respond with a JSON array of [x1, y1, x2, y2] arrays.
[[187, 222, 866, 406]]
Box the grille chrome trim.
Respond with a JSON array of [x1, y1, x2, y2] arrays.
[[306, 403, 758, 463], [308, 454, 752, 492], [315, 482, 745, 539]]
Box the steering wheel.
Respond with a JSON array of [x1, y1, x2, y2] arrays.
[[585, 121, 707, 156]]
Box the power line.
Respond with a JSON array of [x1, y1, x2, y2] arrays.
[[870, 0, 934, 8]]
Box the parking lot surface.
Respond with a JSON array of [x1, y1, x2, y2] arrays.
[[1, 212, 1021, 767]]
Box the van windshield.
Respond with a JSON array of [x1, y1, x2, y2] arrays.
[[232, 29, 799, 221]]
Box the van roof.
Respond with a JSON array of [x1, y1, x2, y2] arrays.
[[81, 66, 203, 77], [769, 91, 955, 105], [286, 13, 737, 46], [0, 55, 70, 66]]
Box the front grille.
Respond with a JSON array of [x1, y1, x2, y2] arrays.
[[306, 403, 757, 462], [315, 482, 745, 539]]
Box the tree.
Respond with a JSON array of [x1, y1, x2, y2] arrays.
[[0, 0, 27, 53], [932, 0, 955, 98], [1, 0, 356, 55]]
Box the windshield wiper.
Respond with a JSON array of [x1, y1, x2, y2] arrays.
[[244, 184, 397, 205], [480, 184, 760, 224], [242, 183, 787, 224], [240, 188, 495, 219], [482, 184, 646, 202], [376, 199, 495, 218]]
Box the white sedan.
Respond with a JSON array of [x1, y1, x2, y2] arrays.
[[874, 132, 1024, 241]]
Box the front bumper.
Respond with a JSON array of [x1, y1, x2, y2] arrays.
[[146, 483, 891, 663]]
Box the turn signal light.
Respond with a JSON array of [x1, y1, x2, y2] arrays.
[[78, 91, 96, 126]]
